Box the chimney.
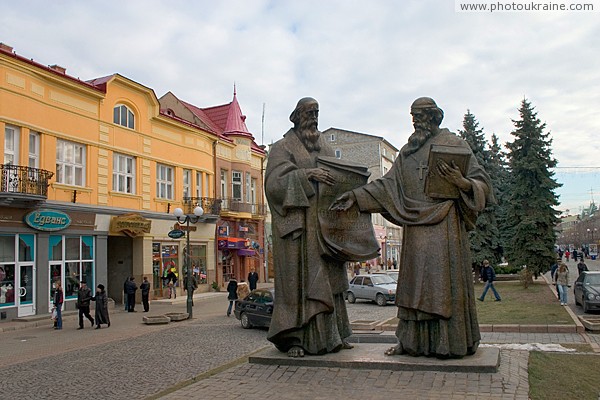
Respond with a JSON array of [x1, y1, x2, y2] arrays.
[[0, 43, 14, 53], [49, 64, 66, 74]]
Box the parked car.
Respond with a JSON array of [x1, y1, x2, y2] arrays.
[[384, 270, 399, 282], [347, 274, 397, 306], [574, 271, 600, 313], [234, 288, 274, 329]]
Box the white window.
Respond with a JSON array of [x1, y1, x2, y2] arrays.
[[232, 171, 242, 200], [183, 169, 191, 198], [156, 164, 173, 199], [330, 133, 335, 141], [251, 178, 257, 213], [4, 125, 19, 165], [28, 132, 40, 169], [220, 170, 227, 198], [335, 149, 342, 159], [56, 139, 85, 186], [196, 172, 203, 198], [245, 172, 251, 203], [113, 104, 135, 129], [205, 174, 210, 198], [113, 153, 136, 194]]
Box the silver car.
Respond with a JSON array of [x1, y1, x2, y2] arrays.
[[347, 274, 397, 306]]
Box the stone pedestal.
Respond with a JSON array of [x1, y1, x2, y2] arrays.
[[249, 344, 500, 373]]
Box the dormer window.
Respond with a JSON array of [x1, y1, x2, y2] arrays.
[[113, 104, 135, 129]]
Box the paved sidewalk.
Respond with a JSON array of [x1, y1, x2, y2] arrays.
[[1, 278, 598, 399]]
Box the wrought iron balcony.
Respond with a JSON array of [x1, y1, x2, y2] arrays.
[[182, 197, 222, 217], [183, 197, 267, 217], [220, 198, 267, 216], [0, 164, 54, 206]]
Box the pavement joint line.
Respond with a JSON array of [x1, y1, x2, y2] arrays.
[[145, 344, 272, 400]]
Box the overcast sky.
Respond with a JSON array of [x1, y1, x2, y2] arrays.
[[2, 0, 598, 214]]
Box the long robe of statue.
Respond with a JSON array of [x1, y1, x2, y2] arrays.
[[265, 118, 352, 355], [351, 125, 493, 358]]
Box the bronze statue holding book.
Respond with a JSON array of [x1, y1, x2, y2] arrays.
[[331, 97, 494, 359]]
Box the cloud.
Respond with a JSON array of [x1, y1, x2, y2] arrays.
[[1, 0, 598, 211]]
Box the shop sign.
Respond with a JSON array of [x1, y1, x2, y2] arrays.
[[168, 229, 185, 239], [110, 214, 152, 237], [24, 209, 71, 231]]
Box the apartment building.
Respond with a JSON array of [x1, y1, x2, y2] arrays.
[[322, 127, 402, 267], [0, 43, 265, 320]]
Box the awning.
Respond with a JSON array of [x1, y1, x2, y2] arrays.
[[217, 237, 250, 250], [238, 248, 256, 257]]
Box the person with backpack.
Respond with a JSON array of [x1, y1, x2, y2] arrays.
[[477, 260, 501, 302]]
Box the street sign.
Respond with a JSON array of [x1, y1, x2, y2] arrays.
[[175, 223, 197, 232], [168, 229, 185, 239]]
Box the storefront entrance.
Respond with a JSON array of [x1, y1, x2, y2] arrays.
[[17, 264, 35, 317]]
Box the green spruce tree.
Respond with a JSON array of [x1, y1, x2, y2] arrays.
[[488, 133, 511, 259], [458, 110, 501, 266], [504, 99, 561, 277]]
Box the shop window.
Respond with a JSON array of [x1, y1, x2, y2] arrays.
[[0, 264, 15, 306], [49, 235, 95, 300], [187, 244, 207, 285], [152, 243, 179, 296]]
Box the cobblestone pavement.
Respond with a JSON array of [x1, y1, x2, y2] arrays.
[[1, 283, 598, 400]]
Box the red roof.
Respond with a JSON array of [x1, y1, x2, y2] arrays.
[[0, 45, 104, 93]]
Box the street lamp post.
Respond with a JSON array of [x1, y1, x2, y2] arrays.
[[174, 205, 204, 319]]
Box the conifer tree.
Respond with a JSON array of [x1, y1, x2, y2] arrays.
[[504, 99, 561, 276], [488, 133, 511, 258], [458, 111, 501, 266]]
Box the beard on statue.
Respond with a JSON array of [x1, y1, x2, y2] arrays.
[[297, 118, 321, 152], [403, 126, 434, 156]]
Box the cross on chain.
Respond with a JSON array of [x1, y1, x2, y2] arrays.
[[417, 161, 429, 180]]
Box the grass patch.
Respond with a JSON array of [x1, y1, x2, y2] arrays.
[[529, 352, 600, 399], [475, 281, 572, 325], [562, 343, 594, 353]]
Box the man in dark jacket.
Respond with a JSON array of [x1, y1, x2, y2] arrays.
[[247, 267, 259, 291], [477, 260, 501, 302], [76, 281, 95, 329], [125, 277, 138, 312], [140, 276, 151, 312]]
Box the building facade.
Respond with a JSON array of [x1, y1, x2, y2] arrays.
[[322, 127, 403, 268], [159, 90, 266, 289], [0, 43, 264, 321]]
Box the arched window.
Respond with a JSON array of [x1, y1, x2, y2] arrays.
[[113, 104, 135, 129]]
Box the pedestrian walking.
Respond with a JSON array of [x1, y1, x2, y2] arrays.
[[477, 260, 501, 302], [167, 268, 178, 299], [577, 259, 589, 276], [123, 276, 129, 311], [53, 281, 64, 330], [92, 284, 110, 329], [140, 276, 151, 312], [184, 274, 198, 306], [76, 281, 95, 329], [125, 276, 138, 312], [248, 267, 259, 291], [226, 278, 238, 317], [556, 263, 569, 306], [551, 259, 560, 300]]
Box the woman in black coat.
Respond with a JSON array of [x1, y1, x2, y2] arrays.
[[92, 284, 111, 329], [226, 278, 238, 317]]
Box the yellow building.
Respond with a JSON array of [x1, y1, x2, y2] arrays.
[[0, 42, 251, 320]]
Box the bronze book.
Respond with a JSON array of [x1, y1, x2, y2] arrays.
[[425, 144, 471, 199], [316, 156, 380, 262]]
